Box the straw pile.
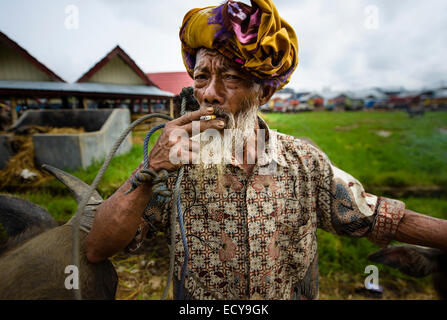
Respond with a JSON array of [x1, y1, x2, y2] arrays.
[[131, 114, 167, 132], [0, 126, 85, 189]]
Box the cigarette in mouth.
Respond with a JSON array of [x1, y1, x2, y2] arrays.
[[200, 115, 216, 121]]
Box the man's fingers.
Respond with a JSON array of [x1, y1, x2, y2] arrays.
[[181, 119, 225, 135], [173, 107, 214, 126], [170, 140, 200, 163], [177, 147, 200, 165], [189, 140, 200, 153], [180, 140, 201, 152]]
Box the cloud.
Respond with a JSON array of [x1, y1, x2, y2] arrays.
[[0, 0, 446, 91]]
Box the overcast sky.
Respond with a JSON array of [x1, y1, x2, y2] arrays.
[[0, 0, 446, 92]]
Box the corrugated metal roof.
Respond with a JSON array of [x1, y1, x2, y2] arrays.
[[0, 80, 174, 97]]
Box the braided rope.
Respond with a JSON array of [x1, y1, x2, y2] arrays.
[[117, 89, 191, 300], [163, 88, 190, 300], [71, 113, 172, 300], [143, 124, 166, 169], [175, 91, 188, 299], [73, 88, 195, 300]]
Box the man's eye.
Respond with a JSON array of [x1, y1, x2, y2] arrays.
[[194, 74, 207, 80], [225, 74, 241, 80]]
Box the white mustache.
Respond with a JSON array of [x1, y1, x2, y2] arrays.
[[198, 105, 258, 167]]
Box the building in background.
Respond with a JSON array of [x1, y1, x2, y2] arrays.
[[432, 88, 447, 110], [0, 31, 174, 124], [147, 72, 195, 117], [0, 31, 66, 123], [75, 45, 173, 116], [147, 72, 194, 96]]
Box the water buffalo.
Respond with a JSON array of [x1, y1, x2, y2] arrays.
[[369, 245, 447, 299], [0, 194, 58, 253], [0, 165, 117, 300]]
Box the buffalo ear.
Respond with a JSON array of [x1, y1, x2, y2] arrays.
[[368, 245, 440, 277]]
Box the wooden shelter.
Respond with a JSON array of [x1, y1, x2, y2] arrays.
[[0, 31, 66, 123], [0, 31, 174, 123], [75, 45, 174, 116]]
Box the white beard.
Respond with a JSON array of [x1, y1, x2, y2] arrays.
[[193, 105, 259, 185]]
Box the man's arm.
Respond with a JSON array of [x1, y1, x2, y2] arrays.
[[395, 209, 447, 251], [313, 145, 447, 250], [85, 170, 153, 263]]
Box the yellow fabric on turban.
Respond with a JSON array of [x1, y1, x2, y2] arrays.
[[179, 0, 299, 90]]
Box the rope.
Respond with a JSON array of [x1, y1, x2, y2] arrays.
[[143, 124, 166, 169], [175, 93, 188, 299], [73, 87, 194, 300], [122, 92, 190, 300], [71, 113, 172, 300], [163, 89, 189, 300], [175, 167, 187, 299]]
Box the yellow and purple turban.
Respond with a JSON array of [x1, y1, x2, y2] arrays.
[[179, 0, 299, 90]]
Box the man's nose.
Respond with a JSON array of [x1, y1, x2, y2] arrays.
[[203, 78, 224, 105]]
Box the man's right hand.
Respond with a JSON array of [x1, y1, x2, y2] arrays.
[[148, 107, 225, 172]]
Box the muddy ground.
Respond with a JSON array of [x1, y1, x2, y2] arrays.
[[111, 232, 439, 300]]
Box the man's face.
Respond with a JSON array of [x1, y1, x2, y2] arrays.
[[193, 49, 261, 117]]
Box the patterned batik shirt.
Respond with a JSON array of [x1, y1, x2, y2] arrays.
[[127, 117, 405, 300]]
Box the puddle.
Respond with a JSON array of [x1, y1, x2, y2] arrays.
[[375, 130, 392, 138]]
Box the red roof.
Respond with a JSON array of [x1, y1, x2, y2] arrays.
[[147, 72, 193, 96], [77, 45, 157, 87], [0, 31, 65, 82]]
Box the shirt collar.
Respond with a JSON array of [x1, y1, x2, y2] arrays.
[[256, 116, 289, 168]]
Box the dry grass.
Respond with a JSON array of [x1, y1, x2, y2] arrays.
[[131, 114, 167, 133], [110, 233, 439, 300], [111, 253, 439, 300], [132, 134, 145, 146], [318, 273, 437, 300], [0, 126, 85, 189], [111, 232, 173, 300]]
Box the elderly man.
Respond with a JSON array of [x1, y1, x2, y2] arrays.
[[85, 0, 447, 300]]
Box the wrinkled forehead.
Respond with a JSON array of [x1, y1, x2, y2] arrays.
[[194, 48, 251, 77]]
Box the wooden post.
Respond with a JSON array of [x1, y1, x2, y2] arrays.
[[10, 97, 17, 124], [129, 99, 135, 114], [82, 97, 87, 110], [139, 99, 143, 114], [169, 98, 174, 118], [62, 96, 69, 109], [148, 99, 152, 114], [70, 96, 76, 109]]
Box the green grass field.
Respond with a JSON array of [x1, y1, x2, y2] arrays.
[[262, 111, 447, 189], [3, 111, 447, 299], [263, 111, 447, 299]]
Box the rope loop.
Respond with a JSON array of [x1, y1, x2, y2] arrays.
[[125, 168, 173, 206]]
